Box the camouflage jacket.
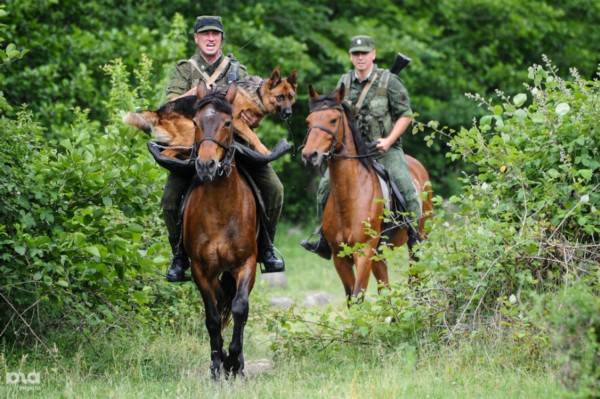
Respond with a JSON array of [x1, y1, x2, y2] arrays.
[[336, 64, 412, 145], [165, 53, 248, 102]]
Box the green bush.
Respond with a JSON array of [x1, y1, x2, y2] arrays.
[[0, 58, 203, 351]]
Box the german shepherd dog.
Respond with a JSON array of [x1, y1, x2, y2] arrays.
[[123, 67, 298, 158]]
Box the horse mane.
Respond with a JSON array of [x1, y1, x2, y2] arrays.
[[195, 89, 234, 116], [309, 92, 374, 170]]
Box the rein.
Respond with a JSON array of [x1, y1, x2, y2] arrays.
[[307, 105, 378, 160]]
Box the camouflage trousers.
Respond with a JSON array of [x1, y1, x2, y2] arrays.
[[316, 146, 421, 225], [161, 164, 284, 238]]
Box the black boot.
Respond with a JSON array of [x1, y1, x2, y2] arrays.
[[301, 231, 332, 260], [259, 227, 285, 273], [166, 236, 190, 282], [259, 245, 285, 273]]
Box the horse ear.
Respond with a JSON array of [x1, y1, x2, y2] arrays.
[[268, 67, 282, 89], [287, 70, 298, 91], [336, 83, 346, 104], [196, 80, 208, 99], [308, 84, 319, 99], [225, 83, 237, 103]]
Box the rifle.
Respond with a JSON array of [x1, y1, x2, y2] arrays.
[[390, 52, 411, 74]]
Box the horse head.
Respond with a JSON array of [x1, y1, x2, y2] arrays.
[[302, 84, 347, 167], [192, 81, 237, 181]]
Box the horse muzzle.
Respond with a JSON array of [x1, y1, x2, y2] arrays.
[[301, 150, 325, 167], [195, 157, 219, 182]]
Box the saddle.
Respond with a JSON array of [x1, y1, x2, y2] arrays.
[[371, 160, 417, 245]]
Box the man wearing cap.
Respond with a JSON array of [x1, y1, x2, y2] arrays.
[[301, 35, 421, 259], [161, 16, 286, 281]]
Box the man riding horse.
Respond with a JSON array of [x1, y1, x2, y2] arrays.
[[302, 35, 422, 258], [163, 15, 285, 281]]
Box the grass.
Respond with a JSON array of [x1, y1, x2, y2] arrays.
[[262, 223, 408, 304], [0, 223, 563, 398], [0, 330, 561, 398]]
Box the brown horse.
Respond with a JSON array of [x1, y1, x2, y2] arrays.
[[302, 84, 433, 304], [184, 82, 258, 379]]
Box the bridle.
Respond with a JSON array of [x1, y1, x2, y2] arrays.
[[306, 104, 378, 160], [192, 121, 237, 178]]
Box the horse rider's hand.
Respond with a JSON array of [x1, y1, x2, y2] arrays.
[[241, 111, 261, 129], [369, 138, 392, 154]]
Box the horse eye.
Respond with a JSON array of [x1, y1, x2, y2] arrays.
[[193, 120, 198, 127], [224, 120, 232, 128], [330, 118, 337, 124]]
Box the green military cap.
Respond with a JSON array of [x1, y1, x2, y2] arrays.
[[194, 15, 224, 33], [349, 35, 375, 53]]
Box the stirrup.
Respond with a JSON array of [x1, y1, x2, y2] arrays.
[[300, 235, 332, 260], [259, 246, 285, 273]]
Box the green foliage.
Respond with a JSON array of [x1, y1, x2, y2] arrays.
[[540, 282, 600, 397], [0, 5, 28, 66], [268, 284, 440, 357], [2, 0, 598, 206], [0, 58, 202, 349], [414, 58, 599, 342], [440, 57, 599, 241]]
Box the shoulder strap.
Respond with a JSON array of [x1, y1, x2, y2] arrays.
[[188, 56, 231, 89], [355, 70, 379, 111], [378, 70, 391, 90]]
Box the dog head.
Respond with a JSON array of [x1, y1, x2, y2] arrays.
[[263, 67, 298, 120]]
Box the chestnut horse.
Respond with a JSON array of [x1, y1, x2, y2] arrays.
[[302, 84, 433, 304], [185, 82, 257, 379]]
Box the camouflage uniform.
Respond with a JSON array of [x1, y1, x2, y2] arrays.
[[315, 64, 421, 224]]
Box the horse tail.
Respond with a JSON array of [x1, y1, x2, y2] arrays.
[[218, 271, 237, 329]]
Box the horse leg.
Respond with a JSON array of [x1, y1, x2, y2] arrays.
[[333, 256, 355, 306], [224, 261, 256, 378], [352, 253, 373, 303], [195, 275, 226, 380], [371, 259, 389, 294]]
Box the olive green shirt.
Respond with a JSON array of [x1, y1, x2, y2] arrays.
[[164, 53, 248, 102], [336, 64, 412, 142]]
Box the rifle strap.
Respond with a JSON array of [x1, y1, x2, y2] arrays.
[[189, 56, 231, 89], [354, 70, 379, 112]]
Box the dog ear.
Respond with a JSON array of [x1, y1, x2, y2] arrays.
[[308, 84, 319, 99], [287, 70, 298, 91], [268, 67, 282, 89]]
